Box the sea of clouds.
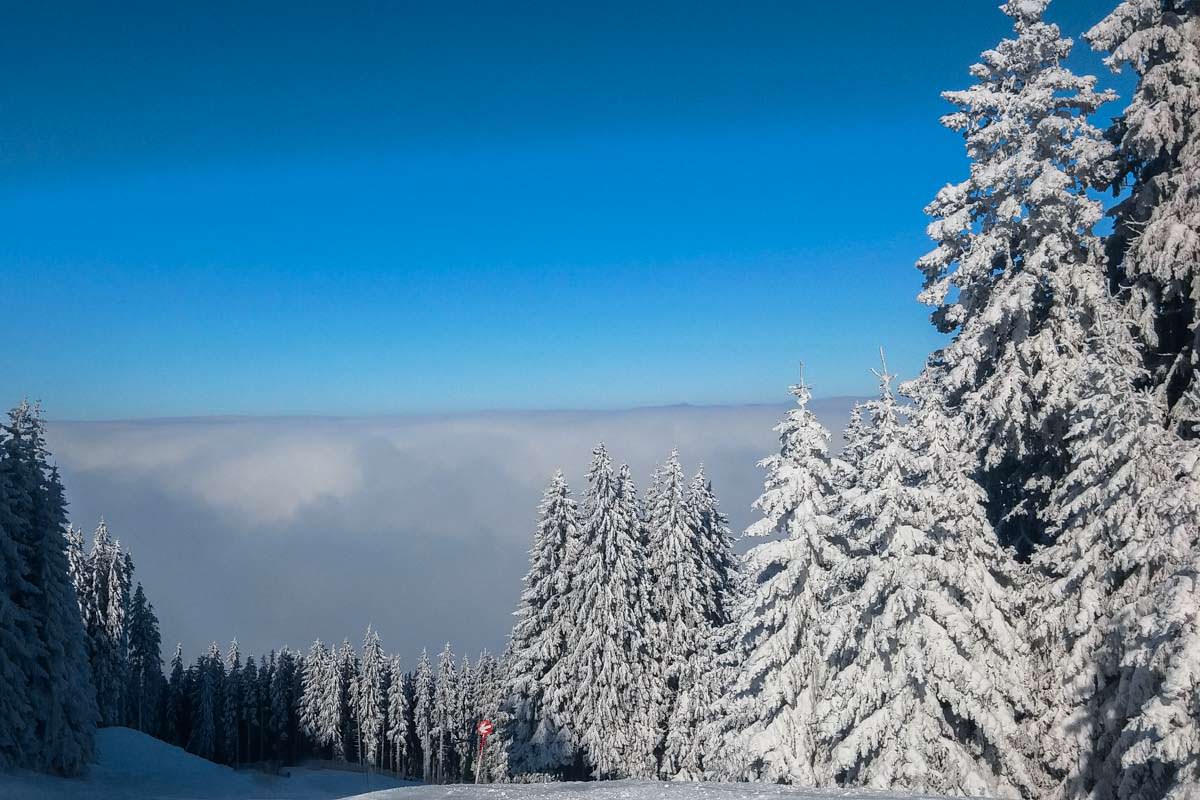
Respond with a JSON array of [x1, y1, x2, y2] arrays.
[[46, 399, 856, 664]]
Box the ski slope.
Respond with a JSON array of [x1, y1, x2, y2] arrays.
[[0, 727, 414, 799], [0, 727, 969, 799]]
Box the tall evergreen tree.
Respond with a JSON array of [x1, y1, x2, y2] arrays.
[[223, 640, 243, 765], [124, 583, 162, 734], [165, 643, 186, 747], [433, 642, 460, 782], [386, 656, 410, 775], [912, 0, 1119, 557], [188, 644, 220, 760], [358, 626, 385, 768], [549, 446, 661, 779], [83, 519, 132, 726], [1087, 0, 1200, 433], [1034, 310, 1200, 799], [503, 471, 579, 777], [722, 372, 847, 784], [415, 648, 435, 780], [819, 364, 1042, 797], [645, 449, 705, 766], [0, 401, 97, 775]]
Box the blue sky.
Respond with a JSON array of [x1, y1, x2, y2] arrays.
[[1, 0, 1128, 419]]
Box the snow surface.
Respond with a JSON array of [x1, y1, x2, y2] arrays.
[[357, 781, 965, 800], [0, 727, 415, 799], [0, 727, 976, 800]]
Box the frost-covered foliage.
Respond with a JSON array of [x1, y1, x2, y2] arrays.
[[415, 647, 435, 778], [548, 446, 662, 779], [125, 583, 163, 736], [721, 373, 848, 785], [914, 0, 1118, 557], [1034, 305, 1200, 799], [819, 364, 1042, 798], [663, 468, 739, 781], [647, 451, 714, 772], [503, 471, 579, 777], [0, 401, 97, 776], [386, 656, 411, 774], [359, 626, 386, 767], [1088, 0, 1200, 433]]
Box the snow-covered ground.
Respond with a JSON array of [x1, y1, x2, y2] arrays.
[[357, 782, 962, 800], [0, 727, 961, 800], [0, 727, 414, 799]]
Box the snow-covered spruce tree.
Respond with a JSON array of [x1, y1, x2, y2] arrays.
[[1088, 0, 1200, 433], [415, 648, 435, 779], [457, 655, 475, 775], [359, 626, 385, 768], [0, 401, 97, 775], [335, 639, 358, 763], [0, 446, 34, 771], [189, 644, 221, 761], [687, 468, 740, 629], [271, 649, 299, 763], [386, 656, 410, 775], [503, 471, 579, 777], [662, 465, 740, 779], [433, 642, 461, 782], [83, 519, 133, 726], [645, 450, 710, 773], [914, 0, 1118, 558], [64, 525, 89, 617], [165, 644, 186, 746], [224, 640, 243, 765], [548, 447, 661, 779], [1034, 308, 1200, 799], [818, 363, 1042, 798], [301, 640, 340, 759], [124, 583, 162, 735], [719, 371, 847, 784]]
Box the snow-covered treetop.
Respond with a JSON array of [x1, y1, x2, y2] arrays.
[[746, 366, 838, 546]]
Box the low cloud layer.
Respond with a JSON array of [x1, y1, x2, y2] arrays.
[[47, 399, 856, 663]]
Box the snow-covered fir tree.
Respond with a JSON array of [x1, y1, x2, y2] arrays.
[[644, 451, 704, 759], [386, 656, 410, 775], [165, 643, 186, 746], [433, 642, 460, 782], [912, 0, 1119, 557], [1034, 307, 1200, 799], [189, 643, 221, 761], [549, 446, 661, 779], [301, 639, 341, 758], [271, 649, 299, 763], [415, 647, 435, 780], [358, 626, 385, 768], [125, 583, 162, 734], [722, 371, 847, 784], [336, 639, 358, 763], [503, 470, 579, 777], [665, 468, 741, 781], [224, 640, 243, 765], [1087, 0, 1200, 434], [82, 519, 133, 726], [819, 363, 1043, 797], [0, 401, 97, 775]]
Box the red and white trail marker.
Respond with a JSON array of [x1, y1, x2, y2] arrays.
[[475, 719, 495, 783]]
